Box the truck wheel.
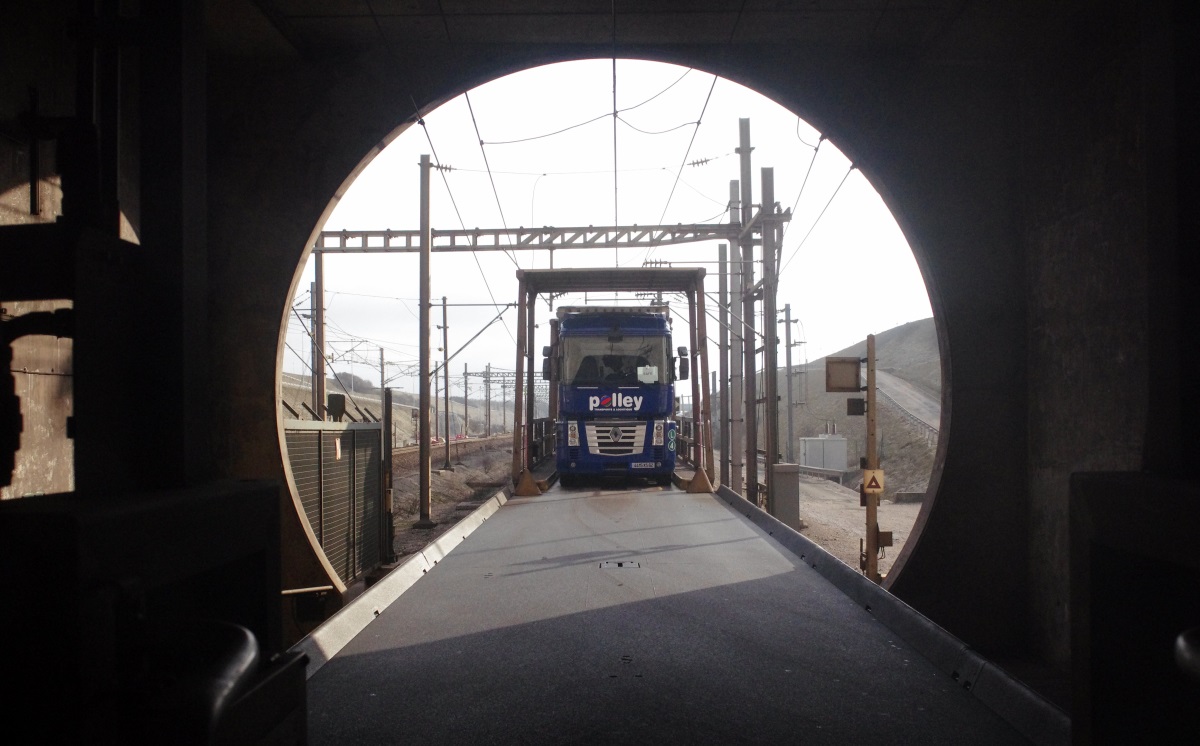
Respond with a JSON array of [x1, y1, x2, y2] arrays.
[[559, 475, 577, 489]]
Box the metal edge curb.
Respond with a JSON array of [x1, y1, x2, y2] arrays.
[[713, 485, 1070, 746], [290, 489, 511, 679]]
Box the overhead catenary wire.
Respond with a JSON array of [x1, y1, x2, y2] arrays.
[[795, 116, 821, 150], [284, 341, 316, 377], [779, 164, 856, 276], [290, 305, 363, 413], [480, 68, 695, 147], [637, 1, 746, 267], [411, 95, 517, 344], [321, 321, 420, 354], [336, 1, 829, 391], [611, 1, 620, 255], [464, 92, 522, 271], [376, 0, 495, 307], [647, 75, 719, 240], [430, 303, 514, 376], [616, 115, 700, 136], [779, 134, 825, 256]]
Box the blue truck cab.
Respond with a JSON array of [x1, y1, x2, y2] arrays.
[[543, 305, 688, 487]]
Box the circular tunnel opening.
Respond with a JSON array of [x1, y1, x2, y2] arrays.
[[276, 59, 940, 613]]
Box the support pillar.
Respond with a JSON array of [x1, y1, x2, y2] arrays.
[[415, 154, 434, 528]]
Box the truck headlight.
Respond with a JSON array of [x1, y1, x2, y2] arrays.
[[653, 421, 664, 446], [567, 422, 579, 447]]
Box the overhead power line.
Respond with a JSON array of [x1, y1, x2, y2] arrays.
[[779, 165, 856, 276], [617, 115, 699, 136], [290, 305, 363, 413], [633, 73, 721, 268], [779, 134, 825, 259], [464, 92, 521, 271], [480, 68, 695, 147], [410, 95, 517, 344]]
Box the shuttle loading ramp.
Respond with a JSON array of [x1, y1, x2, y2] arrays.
[[305, 482, 1065, 744]]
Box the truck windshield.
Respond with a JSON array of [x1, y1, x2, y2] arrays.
[[564, 336, 669, 385]]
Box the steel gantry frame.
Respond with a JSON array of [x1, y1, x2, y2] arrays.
[[311, 224, 742, 255], [306, 137, 790, 520], [508, 267, 716, 497]]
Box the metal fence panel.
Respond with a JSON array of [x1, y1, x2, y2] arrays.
[[285, 430, 322, 541], [320, 431, 353, 582], [285, 422, 385, 586], [354, 430, 382, 572]]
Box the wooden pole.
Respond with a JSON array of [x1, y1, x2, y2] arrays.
[[865, 334, 879, 582]]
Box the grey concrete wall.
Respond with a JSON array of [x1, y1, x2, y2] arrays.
[[1018, 10, 1152, 667]]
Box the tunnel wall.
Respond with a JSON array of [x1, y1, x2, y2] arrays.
[[206, 39, 1039, 659], [199, 10, 1171, 665], [3, 2, 1182, 673], [1017, 8, 1153, 666]]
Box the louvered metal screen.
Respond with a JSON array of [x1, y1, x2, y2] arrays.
[[286, 430, 322, 540], [354, 431, 382, 572], [284, 421, 384, 585]]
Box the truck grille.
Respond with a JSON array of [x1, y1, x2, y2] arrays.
[[584, 421, 646, 457]]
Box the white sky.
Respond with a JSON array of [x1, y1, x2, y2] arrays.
[[284, 59, 931, 396]]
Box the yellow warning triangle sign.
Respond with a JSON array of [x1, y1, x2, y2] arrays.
[[863, 469, 884, 494]]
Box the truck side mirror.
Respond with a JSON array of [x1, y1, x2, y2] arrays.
[[677, 346, 689, 380], [542, 357, 553, 381]]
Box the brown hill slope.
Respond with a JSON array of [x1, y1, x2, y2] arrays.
[[788, 317, 940, 498]]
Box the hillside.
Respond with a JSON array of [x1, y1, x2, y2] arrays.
[[279, 372, 536, 445], [705, 317, 940, 499], [824, 317, 941, 397], [279, 317, 942, 498], [793, 317, 940, 498]]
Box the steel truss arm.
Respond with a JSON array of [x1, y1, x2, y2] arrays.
[[312, 223, 762, 254]]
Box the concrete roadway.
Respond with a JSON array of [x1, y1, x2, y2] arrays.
[[307, 484, 1032, 744]]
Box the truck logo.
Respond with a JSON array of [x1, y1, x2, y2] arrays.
[[588, 393, 644, 411]]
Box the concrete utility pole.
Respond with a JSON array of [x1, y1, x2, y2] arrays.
[[416, 154, 435, 528], [711, 370, 718, 466], [728, 181, 744, 496], [548, 318, 560, 423], [511, 277, 529, 484], [485, 363, 492, 435], [463, 363, 469, 438], [382, 387, 395, 563], [761, 167, 779, 514], [738, 119, 759, 504], [783, 304, 797, 463], [310, 274, 326, 418], [440, 295, 452, 471], [524, 284, 537, 456], [718, 243, 730, 488]]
